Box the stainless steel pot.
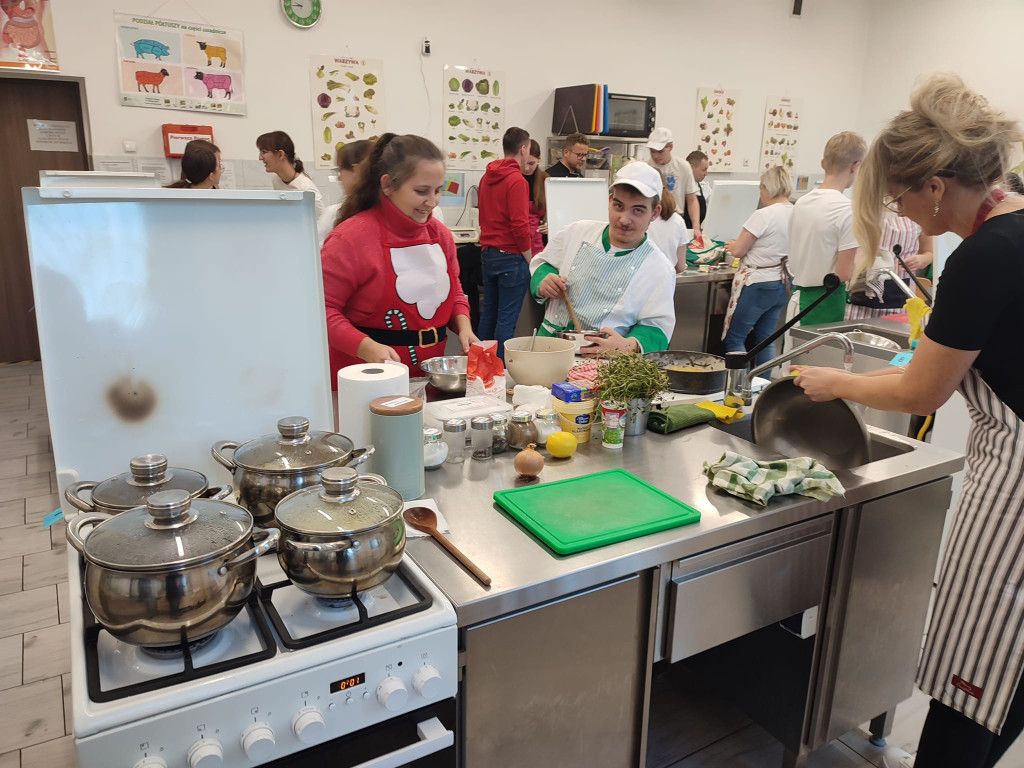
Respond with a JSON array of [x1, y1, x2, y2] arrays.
[[274, 466, 405, 598], [211, 417, 373, 527], [66, 489, 279, 647], [643, 351, 727, 395], [64, 453, 232, 515]]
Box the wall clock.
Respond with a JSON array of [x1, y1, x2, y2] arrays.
[[281, 0, 322, 28]]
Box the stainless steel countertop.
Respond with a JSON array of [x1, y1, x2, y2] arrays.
[[675, 266, 736, 285], [409, 423, 964, 626]]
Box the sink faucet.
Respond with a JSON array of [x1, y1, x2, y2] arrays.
[[724, 332, 855, 408]]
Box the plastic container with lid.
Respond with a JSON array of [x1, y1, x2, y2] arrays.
[[471, 415, 495, 460], [423, 427, 448, 469], [443, 418, 467, 463], [507, 410, 539, 450]]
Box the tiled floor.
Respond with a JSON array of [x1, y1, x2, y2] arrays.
[[2, 362, 1022, 768]]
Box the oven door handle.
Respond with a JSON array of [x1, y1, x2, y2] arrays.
[[350, 717, 453, 768]]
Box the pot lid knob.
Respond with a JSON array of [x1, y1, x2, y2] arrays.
[[277, 416, 310, 439], [145, 489, 194, 527], [320, 466, 359, 496], [130, 453, 168, 481]]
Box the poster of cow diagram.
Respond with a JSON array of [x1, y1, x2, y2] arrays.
[[115, 13, 246, 115]]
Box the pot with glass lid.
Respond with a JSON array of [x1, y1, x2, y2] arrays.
[[211, 417, 374, 527], [274, 466, 406, 598], [65, 489, 279, 647], [64, 453, 232, 515]]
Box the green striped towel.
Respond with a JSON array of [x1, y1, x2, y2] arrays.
[[703, 452, 845, 506]]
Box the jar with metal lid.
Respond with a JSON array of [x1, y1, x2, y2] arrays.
[[471, 416, 494, 460], [423, 427, 448, 469], [534, 409, 561, 446], [489, 413, 509, 454], [443, 418, 467, 464], [507, 410, 539, 450]]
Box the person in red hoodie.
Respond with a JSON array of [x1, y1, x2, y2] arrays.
[[320, 133, 476, 388], [477, 126, 533, 358]]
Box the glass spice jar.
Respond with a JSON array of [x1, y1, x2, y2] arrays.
[[423, 427, 448, 470], [442, 418, 467, 464], [534, 408, 561, 446], [489, 413, 509, 454], [470, 415, 494, 460], [508, 410, 539, 450]]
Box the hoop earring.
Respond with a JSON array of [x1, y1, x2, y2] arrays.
[[933, 201, 940, 217]]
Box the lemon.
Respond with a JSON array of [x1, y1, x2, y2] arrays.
[[546, 431, 578, 458]]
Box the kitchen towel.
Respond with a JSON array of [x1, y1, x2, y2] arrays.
[[403, 498, 451, 538], [337, 361, 409, 471], [704, 451, 845, 506], [694, 401, 745, 424], [647, 404, 716, 434]]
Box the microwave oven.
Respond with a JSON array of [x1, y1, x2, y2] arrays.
[[551, 84, 656, 139], [605, 92, 656, 138]]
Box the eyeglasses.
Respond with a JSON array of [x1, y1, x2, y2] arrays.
[[883, 185, 912, 214], [570, 151, 588, 160]]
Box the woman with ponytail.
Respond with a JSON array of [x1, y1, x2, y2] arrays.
[[256, 130, 325, 219], [165, 140, 222, 189], [321, 133, 477, 386], [796, 74, 1024, 768]]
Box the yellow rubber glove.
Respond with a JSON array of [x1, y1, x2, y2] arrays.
[[904, 297, 932, 344], [695, 401, 745, 424]]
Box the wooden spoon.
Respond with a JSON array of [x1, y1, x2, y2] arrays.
[[562, 289, 583, 333], [403, 507, 492, 586]]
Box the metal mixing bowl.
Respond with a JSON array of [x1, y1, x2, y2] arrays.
[[421, 356, 468, 394]]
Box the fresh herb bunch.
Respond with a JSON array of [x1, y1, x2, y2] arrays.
[[594, 352, 669, 406]]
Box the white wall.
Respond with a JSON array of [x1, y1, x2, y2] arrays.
[[50, 0, 873, 186]]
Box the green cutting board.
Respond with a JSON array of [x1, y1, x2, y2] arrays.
[[493, 469, 701, 555]]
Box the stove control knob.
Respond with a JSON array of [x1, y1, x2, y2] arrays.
[[376, 676, 408, 712], [132, 758, 167, 768], [240, 723, 275, 761], [291, 706, 327, 745], [412, 665, 444, 699], [187, 738, 223, 768]]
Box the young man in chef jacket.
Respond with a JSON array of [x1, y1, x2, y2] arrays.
[[528, 162, 676, 355], [646, 127, 703, 245]]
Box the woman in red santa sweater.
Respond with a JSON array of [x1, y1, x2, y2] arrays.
[[321, 134, 477, 387]]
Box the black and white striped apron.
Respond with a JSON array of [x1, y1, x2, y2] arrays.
[[917, 368, 1024, 733]]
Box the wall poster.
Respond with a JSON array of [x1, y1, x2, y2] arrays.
[[114, 13, 246, 115], [310, 55, 385, 170], [442, 64, 505, 171], [760, 96, 802, 171], [693, 87, 740, 172], [0, 0, 58, 71]]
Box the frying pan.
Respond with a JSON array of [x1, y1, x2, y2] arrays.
[[644, 351, 726, 395]]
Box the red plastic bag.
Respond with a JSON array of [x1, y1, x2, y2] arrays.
[[466, 341, 506, 397]]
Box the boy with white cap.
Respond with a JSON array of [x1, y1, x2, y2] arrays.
[[528, 162, 676, 355], [647, 127, 703, 244]]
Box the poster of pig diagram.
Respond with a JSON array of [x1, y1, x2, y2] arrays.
[[310, 55, 385, 170], [442, 64, 505, 171], [760, 96, 802, 171], [0, 0, 58, 71], [693, 87, 740, 173], [115, 13, 246, 115]]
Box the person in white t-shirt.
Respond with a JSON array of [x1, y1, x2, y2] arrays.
[[647, 127, 703, 244], [646, 167, 689, 272], [257, 130, 326, 221], [787, 131, 866, 324], [722, 166, 794, 368]]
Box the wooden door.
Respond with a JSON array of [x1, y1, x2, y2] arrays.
[[0, 75, 89, 362]]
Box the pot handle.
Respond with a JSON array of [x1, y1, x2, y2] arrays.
[[344, 445, 375, 469], [218, 527, 281, 575], [284, 537, 353, 553], [64, 481, 97, 513], [65, 512, 113, 553], [211, 441, 240, 472], [204, 484, 234, 501]]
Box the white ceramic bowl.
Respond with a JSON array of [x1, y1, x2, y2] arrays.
[[504, 336, 576, 386]]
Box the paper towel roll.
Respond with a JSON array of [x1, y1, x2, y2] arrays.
[[337, 362, 410, 467]]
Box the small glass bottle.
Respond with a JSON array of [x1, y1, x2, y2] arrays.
[[442, 418, 467, 464], [470, 416, 494, 460], [508, 410, 539, 450], [534, 408, 560, 446], [423, 427, 448, 470], [489, 413, 509, 454]]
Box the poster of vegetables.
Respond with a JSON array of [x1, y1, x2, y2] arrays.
[[760, 96, 801, 171], [692, 87, 739, 172], [442, 64, 504, 171], [310, 55, 384, 170]]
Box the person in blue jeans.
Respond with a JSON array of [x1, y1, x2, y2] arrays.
[[477, 127, 533, 358], [722, 166, 795, 369]]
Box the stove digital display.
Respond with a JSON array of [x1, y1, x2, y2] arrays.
[[330, 673, 366, 693]]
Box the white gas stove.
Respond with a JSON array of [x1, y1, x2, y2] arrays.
[[68, 548, 458, 768]]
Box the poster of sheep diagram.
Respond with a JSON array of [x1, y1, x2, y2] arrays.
[[0, 0, 59, 71], [114, 13, 246, 115], [442, 64, 505, 172], [760, 96, 802, 171], [310, 55, 385, 170], [693, 87, 740, 173]]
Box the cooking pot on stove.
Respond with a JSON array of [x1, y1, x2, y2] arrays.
[[65, 489, 279, 647], [274, 466, 405, 598], [64, 453, 232, 515], [211, 416, 374, 527]]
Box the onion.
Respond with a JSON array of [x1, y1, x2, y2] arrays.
[[514, 443, 544, 478]]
